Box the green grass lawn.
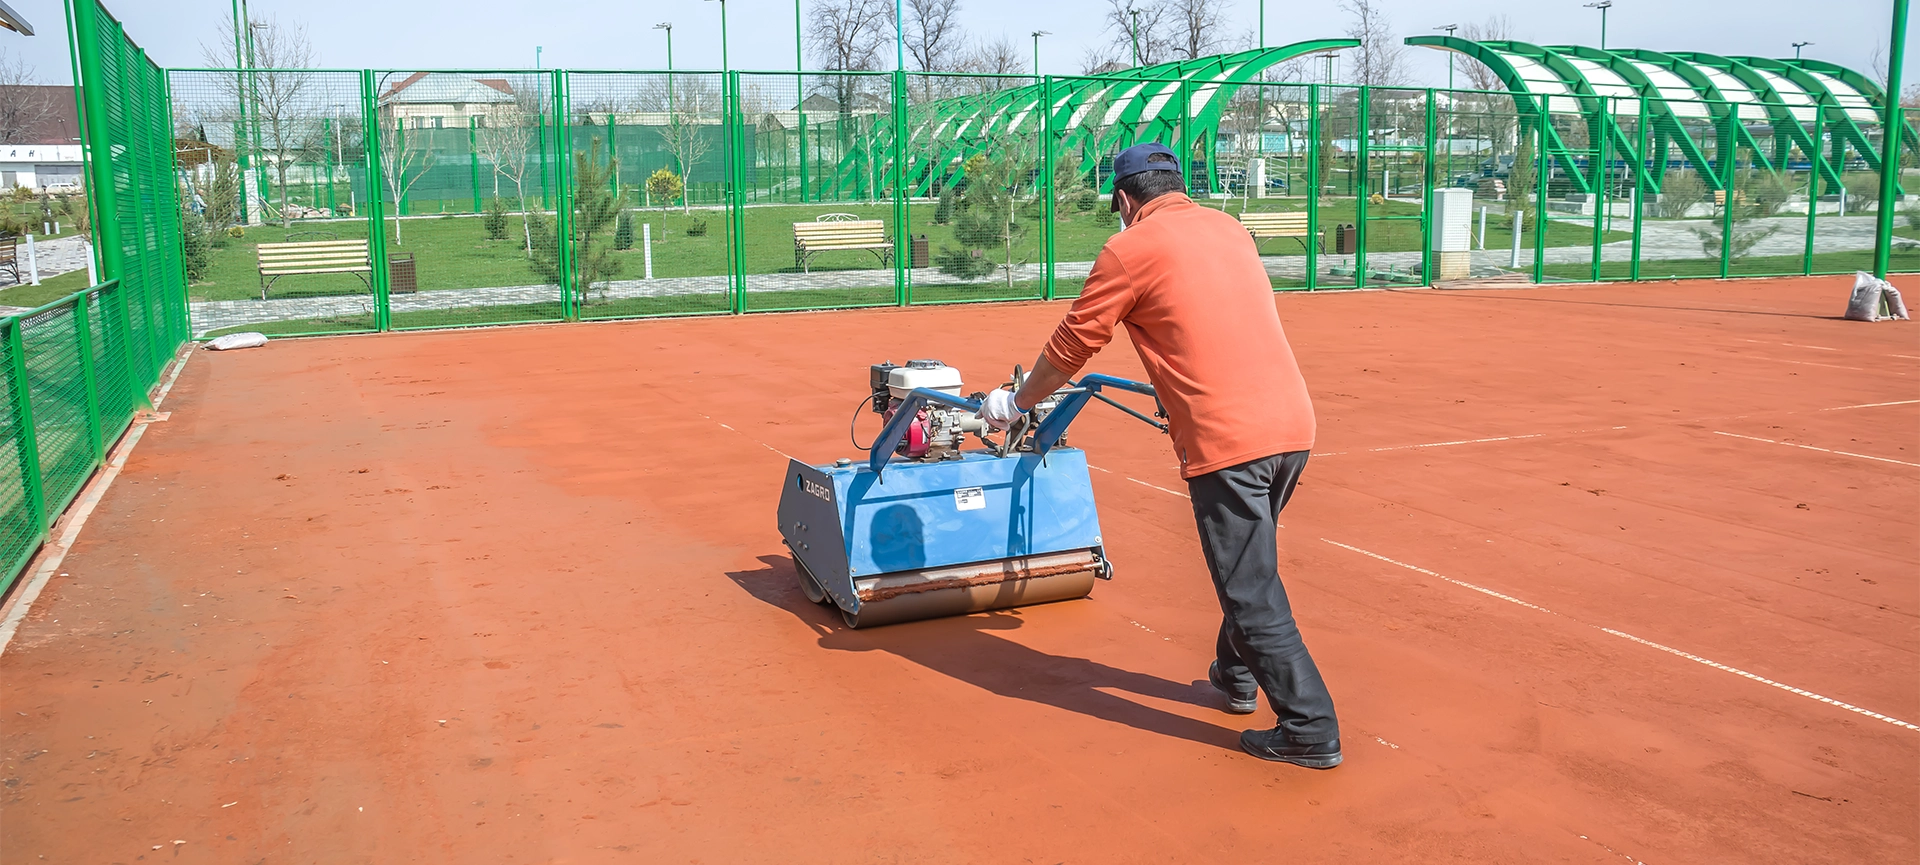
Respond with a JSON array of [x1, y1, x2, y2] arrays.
[[0, 269, 92, 309]]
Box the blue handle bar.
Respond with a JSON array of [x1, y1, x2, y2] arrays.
[[865, 374, 1158, 480], [1030, 374, 1158, 459]]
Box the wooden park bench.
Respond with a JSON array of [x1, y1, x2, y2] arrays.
[[1711, 190, 1749, 208], [256, 238, 371, 301], [0, 235, 17, 284], [1238, 211, 1323, 255], [793, 213, 892, 273]]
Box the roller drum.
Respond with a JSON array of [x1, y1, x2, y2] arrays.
[[837, 549, 1103, 628]]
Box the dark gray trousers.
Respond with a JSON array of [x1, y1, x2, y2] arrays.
[[1187, 451, 1339, 744]]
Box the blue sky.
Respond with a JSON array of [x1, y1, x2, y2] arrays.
[[3, 0, 1912, 89]]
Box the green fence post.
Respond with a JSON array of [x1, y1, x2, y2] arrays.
[[1805, 106, 1824, 275], [324, 117, 337, 214], [1591, 101, 1609, 284], [1421, 88, 1437, 287], [1042, 75, 1056, 301], [725, 71, 746, 314], [1630, 96, 1648, 282], [1355, 86, 1370, 288], [1873, 0, 1909, 278], [553, 69, 576, 320], [1719, 108, 1736, 279], [72, 0, 124, 286], [1532, 100, 1549, 284], [538, 110, 552, 211], [360, 70, 392, 332], [798, 78, 810, 203], [6, 320, 47, 537], [893, 69, 909, 307], [607, 112, 620, 201], [469, 115, 482, 212], [73, 293, 105, 465], [1306, 84, 1319, 291]]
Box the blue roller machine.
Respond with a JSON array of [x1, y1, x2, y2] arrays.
[[778, 360, 1164, 628]]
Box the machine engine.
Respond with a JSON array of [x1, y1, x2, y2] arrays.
[[868, 359, 1061, 462]]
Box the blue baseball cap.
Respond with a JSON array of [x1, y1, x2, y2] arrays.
[[1110, 142, 1182, 210]]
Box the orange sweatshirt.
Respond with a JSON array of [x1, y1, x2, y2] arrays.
[[1044, 193, 1316, 479]]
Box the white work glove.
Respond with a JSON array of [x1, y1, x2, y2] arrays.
[[978, 388, 1027, 431]]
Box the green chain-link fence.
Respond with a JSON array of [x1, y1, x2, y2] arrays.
[[0, 1, 191, 595]]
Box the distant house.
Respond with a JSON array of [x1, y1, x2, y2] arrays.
[[0, 85, 83, 192], [378, 73, 518, 129]]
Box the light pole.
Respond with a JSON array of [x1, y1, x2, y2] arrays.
[[1031, 31, 1049, 77], [654, 23, 673, 70], [535, 46, 542, 69], [1321, 51, 1338, 86], [1584, 1, 1613, 50], [1130, 8, 1141, 67], [1792, 41, 1813, 60], [895, 0, 904, 71], [705, 0, 729, 71], [1434, 24, 1458, 91], [1258, 0, 1264, 49]]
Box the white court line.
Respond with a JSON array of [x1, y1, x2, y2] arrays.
[[0, 351, 192, 657], [1712, 430, 1920, 468], [1319, 538, 1920, 733], [1126, 476, 1190, 499], [1820, 399, 1920, 411], [1318, 426, 1626, 458], [1736, 338, 1839, 352]]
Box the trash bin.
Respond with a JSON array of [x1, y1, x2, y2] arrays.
[[388, 252, 417, 294], [910, 234, 930, 269], [1333, 223, 1357, 255]]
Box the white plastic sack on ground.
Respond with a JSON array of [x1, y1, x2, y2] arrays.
[[1845, 272, 1893, 321], [1881, 283, 1911, 320], [202, 332, 268, 351]]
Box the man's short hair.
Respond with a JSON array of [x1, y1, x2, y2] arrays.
[[1114, 151, 1185, 206]]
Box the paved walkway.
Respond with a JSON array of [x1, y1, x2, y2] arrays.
[[188, 215, 1891, 336], [0, 236, 91, 288]]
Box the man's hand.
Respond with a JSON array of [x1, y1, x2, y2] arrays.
[[979, 389, 1026, 431]]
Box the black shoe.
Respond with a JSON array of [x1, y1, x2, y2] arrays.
[[1239, 728, 1342, 769], [1208, 660, 1259, 715]]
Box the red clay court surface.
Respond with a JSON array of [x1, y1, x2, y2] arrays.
[[1, 276, 1914, 863]]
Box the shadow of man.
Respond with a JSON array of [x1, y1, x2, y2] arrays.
[[727, 555, 1241, 753]]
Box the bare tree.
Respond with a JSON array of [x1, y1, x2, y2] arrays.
[[1080, 46, 1125, 76], [0, 49, 53, 145], [1162, 0, 1230, 61], [905, 0, 968, 75], [202, 16, 318, 227], [377, 110, 435, 245], [1100, 0, 1172, 67], [1340, 0, 1406, 87], [656, 78, 719, 214], [475, 78, 542, 251], [809, 0, 896, 73], [963, 35, 1026, 76], [1459, 15, 1513, 93], [809, 0, 896, 132]]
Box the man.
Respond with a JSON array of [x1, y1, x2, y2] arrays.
[[978, 142, 1340, 769]]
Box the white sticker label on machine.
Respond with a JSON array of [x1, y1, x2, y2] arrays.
[[954, 487, 986, 511]]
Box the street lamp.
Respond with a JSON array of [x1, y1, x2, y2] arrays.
[[654, 23, 673, 71], [705, 0, 729, 72], [1031, 31, 1049, 77], [1320, 51, 1339, 86], [1433, 24, 1458, 91], [1584, 1, 1613, 50], [535, 46, 542, 69], [1792, 41, 1813, 60]]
